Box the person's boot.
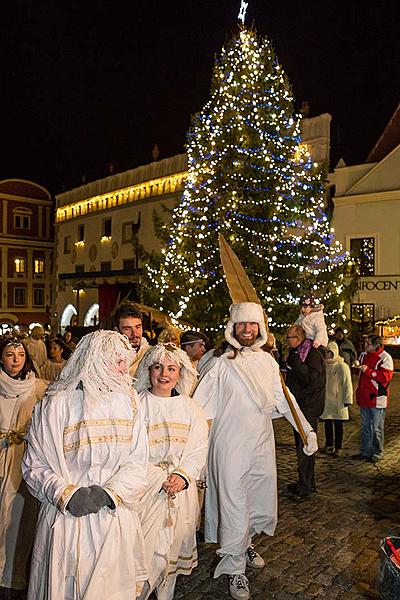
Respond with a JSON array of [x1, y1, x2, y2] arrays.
[[333, 448, 342, 457]]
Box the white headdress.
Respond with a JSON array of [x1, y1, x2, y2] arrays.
[[134, 343, 197, 396], [47, 330, 135, 409], [225, 302, 268, 350]]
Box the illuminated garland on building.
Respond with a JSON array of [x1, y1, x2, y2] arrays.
[[147, 26, 350, 338]]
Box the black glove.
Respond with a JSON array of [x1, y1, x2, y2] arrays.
[[89, 485, 114, 509], [66, 487, 100, 517]]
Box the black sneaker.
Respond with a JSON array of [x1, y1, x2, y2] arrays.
[[351, 453, 370, 461]]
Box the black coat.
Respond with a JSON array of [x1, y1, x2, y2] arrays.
[[286, 346, 326, 418]]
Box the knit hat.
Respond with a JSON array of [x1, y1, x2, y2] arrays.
[[225, 302, 267, 350], [299, 293, 316, 307]]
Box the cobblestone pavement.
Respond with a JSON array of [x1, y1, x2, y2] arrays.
[[174, 374, 400, 600]]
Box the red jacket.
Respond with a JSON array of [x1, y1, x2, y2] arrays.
[[356, 347, 394, 408]]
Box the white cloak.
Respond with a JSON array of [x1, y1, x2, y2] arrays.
[[0, 370, 48, 590], [193, 348, 305, 575], [22, 386, 149, 600], [137, 390, 208, 600]]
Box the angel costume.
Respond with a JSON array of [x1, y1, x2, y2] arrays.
[[135, 345, 208, 600], [22, 331, 149, 600], [0, 367, 48, 590], [40, 358, 66, 383], [193, 303, 316, 578]]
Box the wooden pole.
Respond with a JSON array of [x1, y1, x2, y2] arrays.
[[279, 371, 308, 445]]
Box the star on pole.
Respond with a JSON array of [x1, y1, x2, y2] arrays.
[[238, 0, 248, 23]]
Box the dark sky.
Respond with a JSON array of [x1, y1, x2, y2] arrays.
[[1, 0, 399, 195]]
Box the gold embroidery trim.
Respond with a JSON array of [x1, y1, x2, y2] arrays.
[[104, 486, 122, 506], [147, 422, 190, 432], [172, 468, 191, 484], [64, 419, 134, 434], [63, 434, 133, 453], [58, 484, 77, 511], [168, 547, 197, 565], [148, 436, 188, 446]]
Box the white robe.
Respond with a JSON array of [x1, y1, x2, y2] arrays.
[[193, 348, 308, 576], [0, 370, 48, 590], [40, 359, 66, 383], [25, 338, 47, 370], [22, 386, 149, 600], [137, 390, 208, 600]]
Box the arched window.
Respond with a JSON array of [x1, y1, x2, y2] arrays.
[[84, 304, 99, 327], [61, 304, 77, 333]]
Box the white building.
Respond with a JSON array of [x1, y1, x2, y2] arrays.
[[331, 102, 400, 352]]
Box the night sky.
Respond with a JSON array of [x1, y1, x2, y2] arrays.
[[1, 0, 399, 195]]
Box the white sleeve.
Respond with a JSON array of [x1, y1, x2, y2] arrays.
[[172, 398, 209, 485], [22, 395, 78, 514], [192, 362, 220, 420], [312, 312, 329, 346]]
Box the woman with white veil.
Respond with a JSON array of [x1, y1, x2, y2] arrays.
[[22, 330, 149, 599], [135, 343, 208, 600]]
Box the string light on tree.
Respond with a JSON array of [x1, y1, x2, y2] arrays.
[[145, 20, 352, 340]]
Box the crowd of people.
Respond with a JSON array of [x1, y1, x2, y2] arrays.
[[0, 296, 395, 600]]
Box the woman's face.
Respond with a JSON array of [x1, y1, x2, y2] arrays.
[[50, 342, 63, 361], [64, 331, 72, 343], [1, 345, 26, 377], [149, 356, 180, 397]]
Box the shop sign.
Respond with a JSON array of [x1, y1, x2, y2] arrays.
[[358, 280, 400, 291]]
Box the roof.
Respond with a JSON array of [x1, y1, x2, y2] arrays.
[[366, 102, 400, 163]]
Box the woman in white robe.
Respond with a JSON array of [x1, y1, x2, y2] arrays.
[[22, 330, 149, 600], [135, 344, 208, 600], [0, 336, 48, 592]]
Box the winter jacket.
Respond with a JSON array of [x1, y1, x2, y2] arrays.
[[295, 305, 328, 347], [321, 342, 353, 420], [336, 337, 357, 366], [356, 347, 394, 409], [286, 343, 326, 418]]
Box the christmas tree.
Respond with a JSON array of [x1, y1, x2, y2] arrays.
[[147, 25, 351, 340]]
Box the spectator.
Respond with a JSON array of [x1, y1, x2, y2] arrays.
[[320, 341, 353, 457], [352, 335, 394, 463], [295, 292, 328, 349], [40, 338, 70, 383], [180, 330, 209, 367], [0, 336, 48, 593], [285, 324, 326, 500], [334, 327, 357, 366], [25, 326, 47, 371]]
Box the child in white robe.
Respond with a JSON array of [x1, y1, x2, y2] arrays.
[[135, 343, 208, 600]]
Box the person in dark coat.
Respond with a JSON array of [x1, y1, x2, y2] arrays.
[[334, 327, 357, 366], [285, 324, 326, 500]]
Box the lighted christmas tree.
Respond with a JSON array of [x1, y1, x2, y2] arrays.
[[147, 25, 351, 339]]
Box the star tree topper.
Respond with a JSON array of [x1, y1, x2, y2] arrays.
[[238, 0, 248, 23]]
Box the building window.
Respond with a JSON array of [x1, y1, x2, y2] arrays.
[[14, 287, 27, 306], [351, 303, 375, 331], [64, 236, 71, 254], [350, 237, 375, 276], [100, 261, 111, 272], [33, 288, 45, 306], [75, 264, 85, 273], [122, 222, 133, 244], [14, 257, 26, 274], [13, 208, 32, 230], [123, 259, 136, 271], [78, 224, 85, 242], [103, 218, 112, 237], [34, 259, 45, 274]]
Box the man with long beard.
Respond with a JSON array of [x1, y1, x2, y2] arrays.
[[194, 302, 318, 600]]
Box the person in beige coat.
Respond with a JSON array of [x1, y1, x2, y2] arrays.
[[320, 341, 353, 457], [0, 336, 48, 592]]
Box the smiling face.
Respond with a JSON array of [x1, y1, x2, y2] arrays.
[[1, 344, 26, 377], [149, 356, 181, 397], [234, 321, 259, 347]]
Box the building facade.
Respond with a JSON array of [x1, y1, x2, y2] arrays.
[[331, 103, 400, 355], [55, 114, 332, 331], [0, 179, 54, 333]]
